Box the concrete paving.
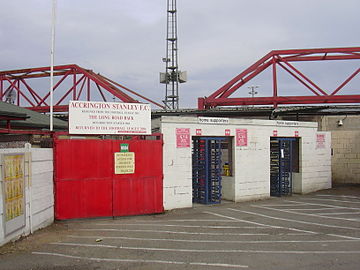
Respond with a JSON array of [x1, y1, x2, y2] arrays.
[[0, 185, 360, 270]]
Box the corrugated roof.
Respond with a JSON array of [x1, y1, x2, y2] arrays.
[[0, 101, 68, 130]]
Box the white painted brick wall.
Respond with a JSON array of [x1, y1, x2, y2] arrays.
[[158, 116, 332, 210], [300, 132, 332, 193], [0, 147, 54, 246]]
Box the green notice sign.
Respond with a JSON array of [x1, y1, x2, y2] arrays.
[[120, 143, 129, 152]]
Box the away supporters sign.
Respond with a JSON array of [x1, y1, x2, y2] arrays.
[[69, 101, 151, 135]]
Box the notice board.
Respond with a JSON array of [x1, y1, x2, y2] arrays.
[[1, 154, 26, 236], [114, 152, 135, 174]]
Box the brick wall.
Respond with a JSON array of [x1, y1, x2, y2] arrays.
[[158, 116, 332, 210], [300, 132, 332, 193], [331, 131, 360, 184]]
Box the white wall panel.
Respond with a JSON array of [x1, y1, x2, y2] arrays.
[[158, 116, 331, 210], [1, 148, 54, 247]]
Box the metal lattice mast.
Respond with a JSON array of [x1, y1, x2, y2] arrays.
[[165, 0, 178, 109], [160, 0, 186, 110]]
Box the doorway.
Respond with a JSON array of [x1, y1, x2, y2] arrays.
[[192, 137, 225, 204], [270, 137, 299, 197]]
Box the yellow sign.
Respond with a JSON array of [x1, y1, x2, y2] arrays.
[[3, 154, 25, 221], [114, 152, 135, 174]]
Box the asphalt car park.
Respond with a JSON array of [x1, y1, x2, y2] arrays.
[[1, 186, 360, 270]]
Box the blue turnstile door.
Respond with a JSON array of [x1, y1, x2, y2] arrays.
[[192, 137, 223, 204], [270, 138, 295, 197]]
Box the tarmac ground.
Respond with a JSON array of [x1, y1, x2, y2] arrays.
[[0, 185, 359, 270]]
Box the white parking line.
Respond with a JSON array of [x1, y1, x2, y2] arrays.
[[78, 228, 269, 236], [253, 205, 360, 223], [284, 200, 360, 210], [122, 219, 238, 223], [164, 219, 238, 222], [32, 252, 248, 268], [93, 223, 266, 229], [269, 208, 335, 211], [316, 211, 360, 216], [316, 195, 360, 200], [49, 242, 360, 254], [328, 234, 360, 240], [227, 208, 360, 240], [303, 197, 360, 204], [257, 204, 308, 207], [285, 233, 316, 236], [228, 208, 360, 231], [67, 235, 360, 244], [204, 211, 317, 235]]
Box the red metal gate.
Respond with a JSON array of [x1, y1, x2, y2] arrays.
[[54, 137, 163, 220]]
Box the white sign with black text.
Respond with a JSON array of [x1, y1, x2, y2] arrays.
[[69, 101, 151, 135], [198, 117, 229, 125]]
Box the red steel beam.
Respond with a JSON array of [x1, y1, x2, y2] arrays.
[[0, 128, 53, 135], [331, 68, 360, 96], [0, 64, 82, 77], [27, 105, 69, 113], [203, 95, 360, 107], [99, 74, 166, 109], [199, 47, 360, 109], [0, 64, 164, 112]]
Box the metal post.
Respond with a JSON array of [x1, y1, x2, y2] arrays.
[[161, 0, 186, 110], [272, 58, 278, 108], [0, 76, 3, 98], [50, 0, 57, 131], [73, 70, 76, 100]]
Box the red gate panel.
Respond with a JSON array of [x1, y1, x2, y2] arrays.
[[112, 140, 163, 216], [54, 138, 163, 220]]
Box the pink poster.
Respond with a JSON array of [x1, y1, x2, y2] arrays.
[[273, 130, 278, 137], [316, 134, 326, 149], [236, 129, 248, 147], [176, 128, 190, 148]]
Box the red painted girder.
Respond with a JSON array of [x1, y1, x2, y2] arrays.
[[209, 51, 274, 99], [28, 105, 69, 113], [201, 47, 360, 109], [277, 60, 328, 96], [0, 128, 53, 135], [2, 77, 37, 106], [202, 95, 360, 107], [331, 68, 360, 95], [1, 64, 165, 111], [0, 116, 27, 121], [20, 78, 45, 105], [282, 55, 360, 62], [209, 47, 360, 100], [268, 47, 360, 55], [5, 71, 70, 80], [76, 67, 138, 103], [37, 70, 74, 107], [98, 74, 166, 109], [0, 64, 82, 77]]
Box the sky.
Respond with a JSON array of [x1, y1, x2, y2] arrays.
[[0, 0, 359, 109]]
